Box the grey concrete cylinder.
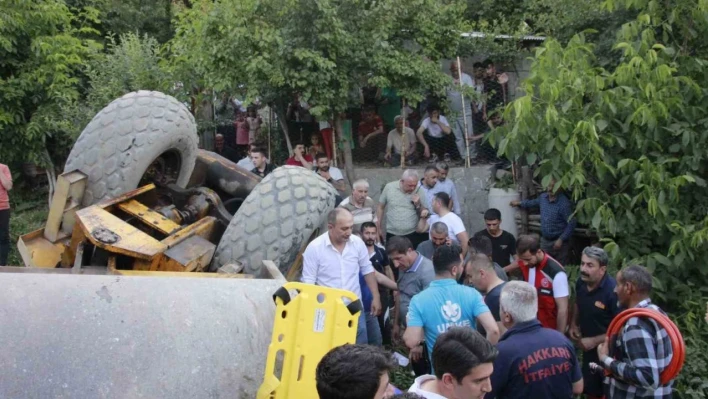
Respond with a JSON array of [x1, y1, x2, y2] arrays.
[[0, 273, 280, 399]]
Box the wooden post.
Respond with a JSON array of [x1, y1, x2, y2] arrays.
[[267, 107, 272, 160], [456, 57, 471, 168], [401, 99, 407, 169], [519, 166, 532, 234]]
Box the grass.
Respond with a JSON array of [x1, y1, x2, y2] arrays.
[[386, 341, 416, 389], [6, 185, 50, 266]]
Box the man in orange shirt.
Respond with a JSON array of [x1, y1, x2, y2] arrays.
[[0, 163, 13, 266]]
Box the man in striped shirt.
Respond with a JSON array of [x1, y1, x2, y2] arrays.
[[597, 265, 674, 398], [340, 179, 378, 236]]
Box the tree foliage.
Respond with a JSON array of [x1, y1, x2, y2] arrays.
[[0, 0, 101, 166], [169, 0, 470, 178], [63, 32, 174, 136], [66, 0, 175, 43], [491, 0, 708, 395], [464, 0, 635, 68]]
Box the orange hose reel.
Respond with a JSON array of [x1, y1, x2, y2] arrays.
[[605, 308, 686, 385]]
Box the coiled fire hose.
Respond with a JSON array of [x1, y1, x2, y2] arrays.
[[603, 308, 686, 385]]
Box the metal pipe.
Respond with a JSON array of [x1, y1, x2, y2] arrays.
[[401, 99, 407, 169]]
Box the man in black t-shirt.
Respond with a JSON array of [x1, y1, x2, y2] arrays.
[[475, 208, 517, 267], [361, 222, 396, 345], [250, 147, 275, 178], [214, 134, 239, 162], [465, 253, 507, 336], [483, 59, 507, 117], [570, 246, 620, 399]]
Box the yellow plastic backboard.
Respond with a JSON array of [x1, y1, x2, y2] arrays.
[[257, 282, 362, 399]]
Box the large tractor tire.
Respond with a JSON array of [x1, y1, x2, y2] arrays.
[[64, 91, 198, 206], [213, 166, 338, 276]]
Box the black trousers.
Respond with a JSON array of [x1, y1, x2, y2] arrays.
[[424, 133, 456, 159], [0, 209, 10, 266], [412, 344, 432, 376]]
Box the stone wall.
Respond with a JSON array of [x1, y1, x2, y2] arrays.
[[352, 166, 492, 235]]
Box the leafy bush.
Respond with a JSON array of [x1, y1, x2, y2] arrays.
[[85, 33, 171, 111], [490, 0, 708, 395], [62, 32, 174, 142], [0, 1, 100, 166]]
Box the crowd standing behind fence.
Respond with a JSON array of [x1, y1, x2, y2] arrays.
[[208, 58, 509, 169]]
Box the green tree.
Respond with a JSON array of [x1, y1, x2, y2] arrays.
[[64, 32, 174, 136], [66, 0, 176, 44], [491, 0, 708, 395], [465, 0, 635, 67], [169, 0, 470, 180], [0, 0, 100, 167]]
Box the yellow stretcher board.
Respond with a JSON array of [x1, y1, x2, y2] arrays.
[[257, 282, 362, 399]]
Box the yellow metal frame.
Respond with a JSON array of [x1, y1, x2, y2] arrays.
[[257, 282, 361, 399], [69, 187, 221, 274], [17, 171, 88, 268], [18, 173, 236, 277]]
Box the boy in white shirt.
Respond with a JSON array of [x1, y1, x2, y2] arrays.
[[416, 105, 453, 162]]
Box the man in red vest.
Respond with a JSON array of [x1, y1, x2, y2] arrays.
[[513, 234, 569, 333]]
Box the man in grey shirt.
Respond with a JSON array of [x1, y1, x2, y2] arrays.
[[416, 222, 450, 259], [386, 236, 435, 340], [377, 169, 430, 249]]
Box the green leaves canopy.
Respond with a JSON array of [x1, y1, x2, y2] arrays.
[[493, 4, 708, 274], [169, 0, 469, 118], [0, 1, 100, 166], [490, 3, 708, 394]]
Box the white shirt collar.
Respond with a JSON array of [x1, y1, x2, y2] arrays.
[[408, 375, 448, 399]]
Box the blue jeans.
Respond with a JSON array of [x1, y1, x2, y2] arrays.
[[365, 312, 382, 346], [355, 310, 368, 344]]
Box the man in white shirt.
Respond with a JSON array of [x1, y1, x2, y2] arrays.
[[314, 153, 346, 191], [407, 327, 498, 399], [428, 192, 468, 257], [314, 152, 346, 205], [236, 142, 269, 170], [302, 208, 381, 344], [385, 115, 420, 166], [416, 105, 453, 163]]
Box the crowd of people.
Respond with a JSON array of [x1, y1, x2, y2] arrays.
[[302, 167, 681, 399], [216, 59, 510, 168]]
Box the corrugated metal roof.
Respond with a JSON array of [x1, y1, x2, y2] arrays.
[[461, 31, 546, 41]]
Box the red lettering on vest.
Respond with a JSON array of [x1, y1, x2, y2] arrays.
[[518, 254, 565, 330]]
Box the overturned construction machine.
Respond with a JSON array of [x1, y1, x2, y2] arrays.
[[0, 91, 338, 398]]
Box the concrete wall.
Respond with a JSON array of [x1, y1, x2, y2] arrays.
[[353, 166, 492, 235]]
